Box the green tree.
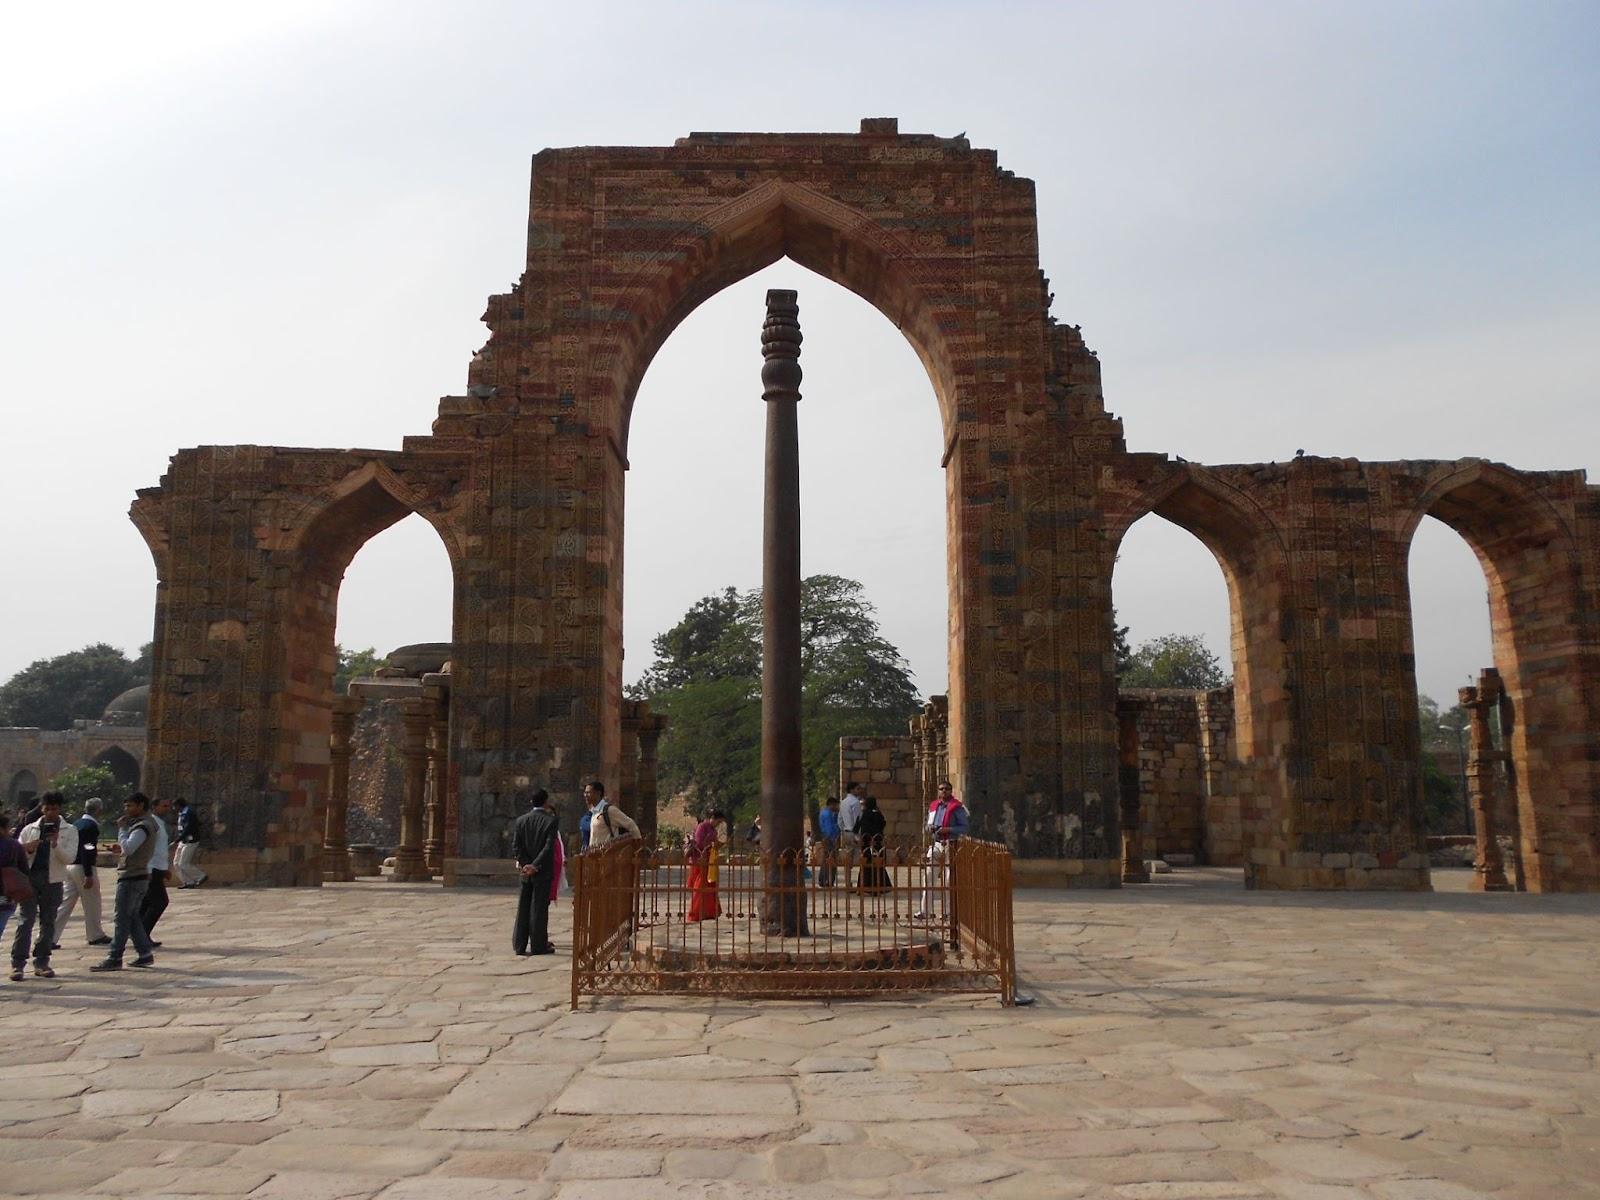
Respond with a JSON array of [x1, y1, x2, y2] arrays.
[[635, 575, 921, 818], [335, 646, 388, 695], [49, 763, 132, 807], [632, 588, 754, 695], [1112, 612, 1133, 676], [1119, 633, 1229, 689], [1418, 693, 1472, 834], [0, 643, 145, 730]]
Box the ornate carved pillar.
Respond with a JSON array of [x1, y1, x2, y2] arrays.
[[423, 705, 448, 875], [394, 698, 434, 882], [636, 709, 665, 843], [910, 712, 930, 807], [1117, 697, 1149, 883], [1461, 671, 1512, 892], [323, 696, 362, 882]]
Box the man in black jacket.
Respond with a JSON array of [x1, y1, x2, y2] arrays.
[[511, 789, 560, 957]]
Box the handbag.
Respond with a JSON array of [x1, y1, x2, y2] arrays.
[[2, 865, 34, 905]]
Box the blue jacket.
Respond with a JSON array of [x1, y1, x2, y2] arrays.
[[928, 798, 969, 842], [817, 807, 840, 841]]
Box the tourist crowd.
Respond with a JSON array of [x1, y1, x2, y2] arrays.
[[0, 790, 206, 983], [507, 776, 969, 955]]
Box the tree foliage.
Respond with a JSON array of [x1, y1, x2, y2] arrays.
[[0, 643, 147, 731], [1112, 613, 1133, 676], [1119, 633, 1229, 690], [335, 646, 389, 695], [49, 763, 132, 807], [1417, 693, 1472, 834], [632, 575, 921, 817]]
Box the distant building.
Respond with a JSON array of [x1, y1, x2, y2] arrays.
[[1, 685, 147, 808]]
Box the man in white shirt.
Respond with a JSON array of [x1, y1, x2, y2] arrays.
[[582, 780, 640, 849], [12, 792, 78, 981], [837, 784, 864, 887]]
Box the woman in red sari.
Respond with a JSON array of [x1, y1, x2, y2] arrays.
[[685, 809, 727, 923]]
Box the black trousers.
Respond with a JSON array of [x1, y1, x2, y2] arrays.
[[11, 878, 61, 968], [513, 870, 554, 954], [140, 869, 169, 935]]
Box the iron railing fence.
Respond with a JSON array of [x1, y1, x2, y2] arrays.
[[570, 836, 1016, 1008]]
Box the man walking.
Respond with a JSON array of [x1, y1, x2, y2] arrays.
[[837, 782, 864, 887], [916, 781, 969, 920], [12, 792, 76, 980], [56, 796, 109, 947], [174, 799, 206, 887], [582, 780, 639, 849], [91, 792, 159, 972], [139, 795, 174, 946], [511, 789, 560, 956]]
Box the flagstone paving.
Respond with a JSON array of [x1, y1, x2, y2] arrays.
[[2, 868, 1596, 1198]]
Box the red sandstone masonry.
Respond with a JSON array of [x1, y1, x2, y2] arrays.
[[130, 123, 1600, 891]]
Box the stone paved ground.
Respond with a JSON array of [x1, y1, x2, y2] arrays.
[[3, 869, 1597, 1199]]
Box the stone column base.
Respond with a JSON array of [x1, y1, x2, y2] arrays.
[[442, 857, 520, 887], [1248, 858, 1433, 891], [390, 854, 432, 883], [1011, 858, 1122, 889], [167, 848, 324, 886]]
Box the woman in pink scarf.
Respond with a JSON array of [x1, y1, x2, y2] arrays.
[[685, 809, 727, 922]]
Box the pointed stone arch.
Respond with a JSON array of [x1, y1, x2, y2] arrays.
[[89, 744, 141, 792], [1402, 460, 1596, 890], [605, 179, 966, 448], [7, 769, 38, 805]]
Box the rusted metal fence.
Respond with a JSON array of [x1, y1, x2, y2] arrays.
[[570, 836, 1016, 1008]]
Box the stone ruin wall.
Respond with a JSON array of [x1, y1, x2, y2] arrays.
[[1, 727, 148, 807], [838, 737, 924, 848], [1120, 688, 1245, 867]]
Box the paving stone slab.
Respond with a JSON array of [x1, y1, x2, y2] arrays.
[[421, 1065, 576, 1130]]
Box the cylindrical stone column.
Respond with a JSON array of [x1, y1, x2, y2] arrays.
[[760, 288, 807, 937], [323, 695, 362, 882], [394, 698, 434, 882], [1117, 698, 1149, 883], [424, 707, 448, 875]]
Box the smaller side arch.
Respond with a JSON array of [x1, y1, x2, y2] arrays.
[[8, 769, 39, 805], [282, 460, 466, 576], [89, 745, 141, 793], [1401, 460, 1597, 891]]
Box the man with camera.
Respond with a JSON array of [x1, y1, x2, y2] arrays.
[[12, 791, 78, 981]]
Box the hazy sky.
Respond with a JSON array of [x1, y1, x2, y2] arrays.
[[3, 1, 1595, 710]]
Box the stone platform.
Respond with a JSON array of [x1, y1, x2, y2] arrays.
[[1, 869, 1596, 1198]]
